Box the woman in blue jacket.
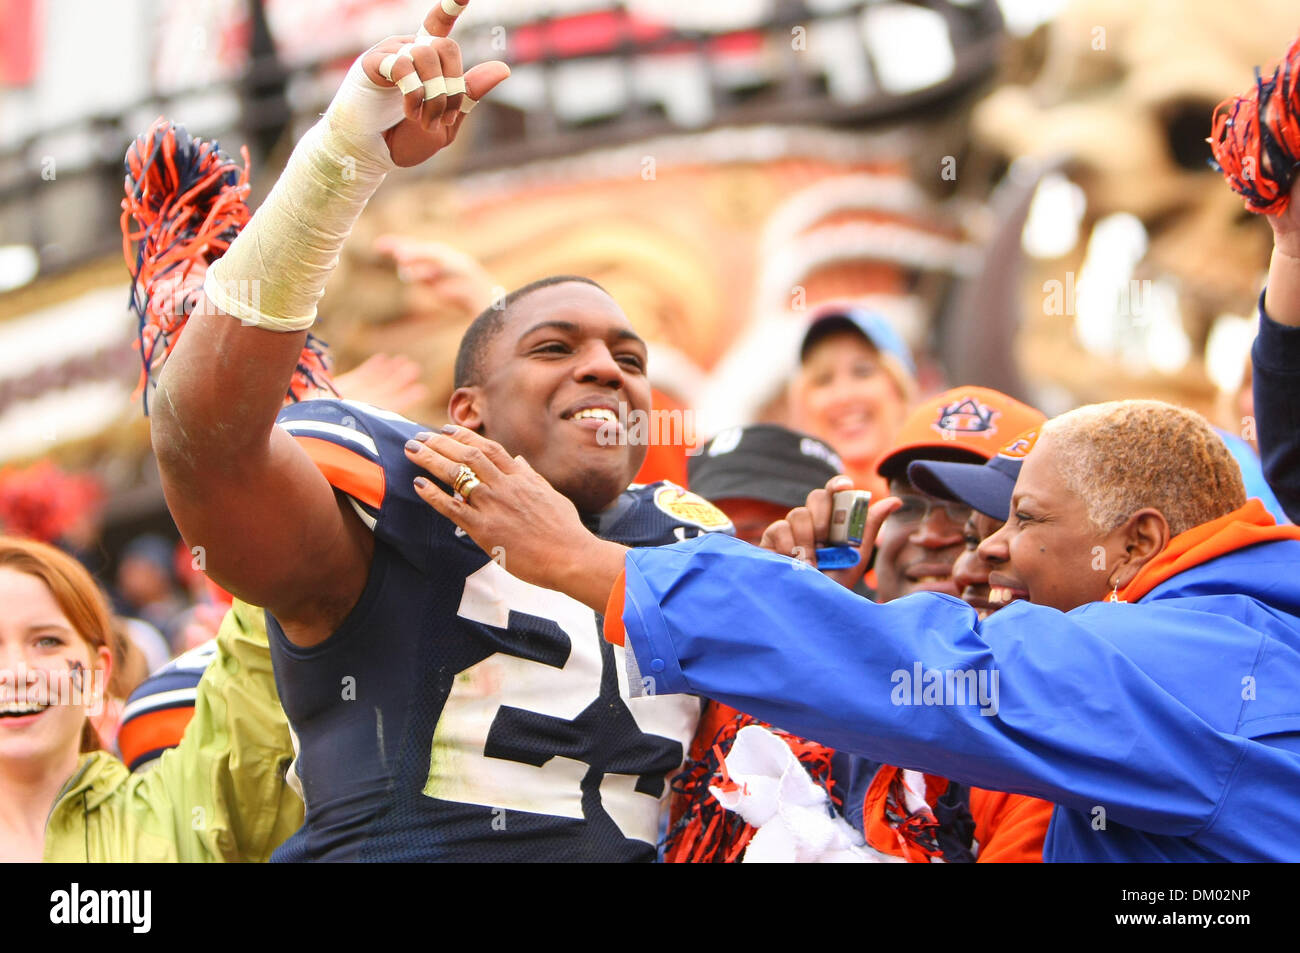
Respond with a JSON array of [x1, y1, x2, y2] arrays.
[[403, 397, 1300, 862]]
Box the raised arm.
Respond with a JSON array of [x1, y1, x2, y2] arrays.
[[149, 2, 508, 641], [1253, 181, 1300, 522], [1209, 43, 1300, 520]]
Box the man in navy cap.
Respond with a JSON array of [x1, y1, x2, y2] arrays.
[[907, 427, 1040, 617]]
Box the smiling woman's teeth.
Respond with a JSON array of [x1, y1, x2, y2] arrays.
[[572, 409, 618, 423]]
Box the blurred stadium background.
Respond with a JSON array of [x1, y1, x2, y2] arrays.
[[0, 0, 1289, 579]]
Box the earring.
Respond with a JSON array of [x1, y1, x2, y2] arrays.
[[1108, 579, 1126, 603]]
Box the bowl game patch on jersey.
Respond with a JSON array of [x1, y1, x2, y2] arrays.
[[653, 483, 734, 531]]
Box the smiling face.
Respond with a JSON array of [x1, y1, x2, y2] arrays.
[[451, 282, 652, 514], [977, 434, 1127, 613], [790, 331, 908, 475], [952, 511, 1013, 620], [873, 476, 972, 601], [0, 568, 108, 772]]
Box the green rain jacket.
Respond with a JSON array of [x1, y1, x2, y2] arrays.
[[43, 599, 302, 862]]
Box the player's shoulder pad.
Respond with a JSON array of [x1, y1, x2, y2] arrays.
[[118, 637, 220, 770], [279, 399, 463, 569], [276, 398, 425, 453]]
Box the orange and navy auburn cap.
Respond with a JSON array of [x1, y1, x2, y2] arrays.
[[874, 386, 1045, 480], [908, 427, 1042, 522]]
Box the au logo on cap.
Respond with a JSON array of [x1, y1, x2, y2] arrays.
[[933, 397, 998, 438]]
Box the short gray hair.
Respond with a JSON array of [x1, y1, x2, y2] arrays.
[[1040, 400, 1245, 537]]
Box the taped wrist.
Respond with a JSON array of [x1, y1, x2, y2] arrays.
[[204, 57, 403, 331]]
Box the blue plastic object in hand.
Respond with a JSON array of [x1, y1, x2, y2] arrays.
[[814, 546, 861, 570]]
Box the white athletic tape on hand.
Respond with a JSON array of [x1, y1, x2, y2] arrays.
[[328, 56, 408, 148], [442, 0, 467, 16], [378, 43, 415, 83], [396, 70, 423, 96], [426, 75, 452, 100], [460, 96, 478, 114], [444, 76, 466, 97], [422, 75, 447, 100], [417, 25, 433, 40], [204, 56, 401, 331]]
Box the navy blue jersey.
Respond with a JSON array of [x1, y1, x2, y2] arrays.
[[268, 399, 729, 861]]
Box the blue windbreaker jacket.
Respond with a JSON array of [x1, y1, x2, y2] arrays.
[[616, 533, 1300, 861]]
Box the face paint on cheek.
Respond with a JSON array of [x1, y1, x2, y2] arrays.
[[66, 659, 85, 692]]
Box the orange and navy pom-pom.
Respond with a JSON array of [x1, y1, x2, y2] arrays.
[[121, 118, 336, 412], [661, 711, 840, 863], [1210, 35, 1300, 214], [122, 119, 252, 412]]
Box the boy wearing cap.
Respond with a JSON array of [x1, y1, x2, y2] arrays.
[[908, 428, 1040, 618], [688, 424, 846, 547]]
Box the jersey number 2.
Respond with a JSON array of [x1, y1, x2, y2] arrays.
[[423, 561, 684, 845]]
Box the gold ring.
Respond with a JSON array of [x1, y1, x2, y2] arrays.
[[458, 476, 481, 500], [453, 464, 480, 499]]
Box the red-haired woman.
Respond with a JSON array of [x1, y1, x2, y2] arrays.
[[0, 537, 300, 861]]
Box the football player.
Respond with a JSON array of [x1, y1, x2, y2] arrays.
[[149, 1, 725, 861]]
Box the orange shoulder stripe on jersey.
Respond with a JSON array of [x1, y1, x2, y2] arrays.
[[293, 434, 385, 509], [118, 705, 196, 768], [603, 569, 627, 646]]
